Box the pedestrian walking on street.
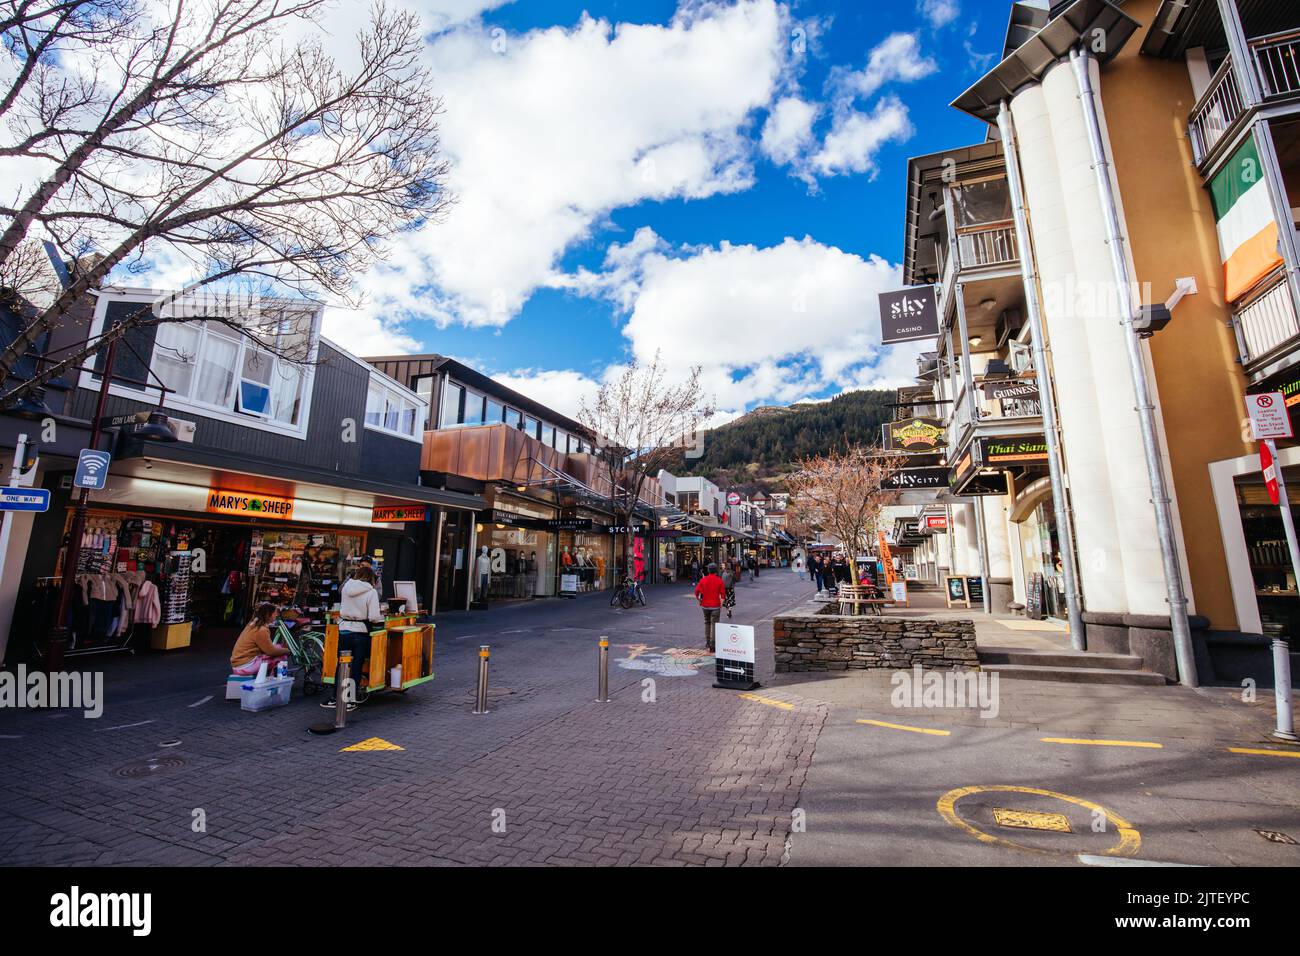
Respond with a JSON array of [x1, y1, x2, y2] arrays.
[[721, 563, 737, 620], [695, 563, 726, 652], [794, 555, 805, 581], [690, 557, 701, 584], [747, 556, 757, 581]]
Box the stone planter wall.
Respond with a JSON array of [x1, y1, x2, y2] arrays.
[[773, 603, 979, 673]]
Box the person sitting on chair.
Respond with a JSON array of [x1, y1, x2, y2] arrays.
[[230, 602, 290, 676]]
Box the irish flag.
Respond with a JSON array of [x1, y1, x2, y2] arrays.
[[1211, 138, 1284, 302]]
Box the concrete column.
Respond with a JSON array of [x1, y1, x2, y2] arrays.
[[982, 492, 1014, 612], [1011, 61, 1168, 618]]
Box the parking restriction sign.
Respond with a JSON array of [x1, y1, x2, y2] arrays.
[[1246, 391, 1293, 440]]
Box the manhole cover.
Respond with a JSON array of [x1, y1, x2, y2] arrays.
[[112, 755, 189, 778], [1255, 828, 1298, 845], [992, 808, 1072, 833], [466, 687, 515, 701]]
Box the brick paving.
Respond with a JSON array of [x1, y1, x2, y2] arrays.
[[0, 573, 824, 866]]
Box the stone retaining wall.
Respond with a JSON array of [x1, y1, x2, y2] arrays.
[[773, 603, 979, 673]]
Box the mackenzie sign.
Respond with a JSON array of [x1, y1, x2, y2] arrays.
[[878, 286, 940, 344], [882, 417, 948, 452]]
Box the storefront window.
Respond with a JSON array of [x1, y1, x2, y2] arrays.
[[1019, 502, 1064, 620], [481, 525, 555, 599], [559, 531, 612, 590]]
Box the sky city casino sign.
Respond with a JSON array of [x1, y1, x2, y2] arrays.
[[878, 286, 940, 344]]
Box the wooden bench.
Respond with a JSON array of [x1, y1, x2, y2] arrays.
[[838, 585, 887, 616]]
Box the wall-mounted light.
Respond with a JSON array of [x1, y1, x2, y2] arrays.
[[968, 335, 982, 348]]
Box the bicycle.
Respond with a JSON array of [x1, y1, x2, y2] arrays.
[[273, 617, 325, 696], [609, 576, 646, 609]]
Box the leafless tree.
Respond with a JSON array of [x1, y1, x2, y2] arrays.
[[0, 0, 451, 404], [785, 445, 904, 566], [578, 353, 714, 581]]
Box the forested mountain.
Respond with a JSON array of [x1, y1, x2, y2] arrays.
[[688, 389, 895, 494]]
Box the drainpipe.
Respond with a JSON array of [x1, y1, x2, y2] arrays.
[[996, 100, 1086, 650], [1070, 47, 1198, 687]]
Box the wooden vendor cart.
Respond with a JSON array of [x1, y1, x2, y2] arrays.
[[321, 611, 435, 694]]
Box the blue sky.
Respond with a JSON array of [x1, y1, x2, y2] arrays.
[[206, 1, 1030, 420]]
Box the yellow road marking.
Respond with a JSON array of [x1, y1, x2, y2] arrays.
[[992, 808, 1072, 833], [857, 718, 950, 737], [340, 736, 404, 752], [738, 693, 794, 711], [1227, 747, 1300, 758], [937, 784, 1141, 857], [1041, 737, 1163, 749]]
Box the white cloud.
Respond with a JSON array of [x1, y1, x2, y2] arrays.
[[760, 97, 818, 166], [917, 0, 960, 29], [357, 0, 790, 331], [322, 306, 421, 356], [809, 96, 913, 179], [829, 32, 937, 100], [565, 229, 911, 419], [413, 0, 516, 33], [490, 367, 604, 420]]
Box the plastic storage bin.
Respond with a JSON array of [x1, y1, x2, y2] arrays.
[[240, 675, 294, 712]]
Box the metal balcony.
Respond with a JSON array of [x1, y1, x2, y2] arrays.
[[1233, 268, 1300, 369], [1189, 32, 1300, 166], [956, 223, 1018, 270]]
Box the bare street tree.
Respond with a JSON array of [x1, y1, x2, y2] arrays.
[[579, 354, 714, 581], [785, 445, 904, 565], [0, 0, 451, 403]]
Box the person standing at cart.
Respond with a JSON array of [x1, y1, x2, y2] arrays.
[[329, 565, 383, 708]]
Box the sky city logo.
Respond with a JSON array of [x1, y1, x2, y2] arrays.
[[0, 665, 103, 718], [49, 886, 151, 936]]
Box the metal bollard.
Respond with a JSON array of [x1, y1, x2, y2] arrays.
[[1272, 635, 1297, 741], [335, 651, 352, 729], [472, 645, 490, 715], [596, 637, 610, 703]]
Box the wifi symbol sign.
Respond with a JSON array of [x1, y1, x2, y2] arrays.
[[74, 449, 112, 490]]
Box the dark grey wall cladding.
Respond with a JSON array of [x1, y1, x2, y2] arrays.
[[68, 342, 418, 480]]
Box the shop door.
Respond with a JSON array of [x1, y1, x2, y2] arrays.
[[436, 510, 471, 611]]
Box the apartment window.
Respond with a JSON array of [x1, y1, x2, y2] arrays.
[[441, 382, 464, 428], [413, 375, 434, 429], [366, 376, 421, 439], [504, 407, 521, 428], [463, 390, 485, 426], [148, 320, 305, 427], [524, 416, 540, 439], [486, 398, 504, 423], [541, 424, 555, 447]]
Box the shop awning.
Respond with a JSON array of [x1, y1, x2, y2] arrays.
[[108, 447, 486, 521]]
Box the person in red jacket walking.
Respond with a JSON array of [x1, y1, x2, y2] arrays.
[[695, 563, 726, 652]]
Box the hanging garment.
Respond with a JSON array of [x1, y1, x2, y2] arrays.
[[135, 580, 162, 627]]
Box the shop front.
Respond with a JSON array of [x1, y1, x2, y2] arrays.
[[16, 459, 473, 659], [475, 500, 560, 602]]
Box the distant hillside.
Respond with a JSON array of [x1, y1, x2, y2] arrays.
[[688, 389, 894, 494]]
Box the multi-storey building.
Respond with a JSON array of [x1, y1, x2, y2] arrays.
[[896, 0, 1300, 686]]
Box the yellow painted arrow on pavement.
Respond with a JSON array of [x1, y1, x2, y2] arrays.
[[341, 737, 404, 752]]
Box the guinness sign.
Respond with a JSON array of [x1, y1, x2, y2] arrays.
[[981, 379, 1040, 402]]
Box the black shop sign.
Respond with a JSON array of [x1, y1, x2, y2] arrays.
[[878, 286, 940, 344], [884, 466, 950, 490]]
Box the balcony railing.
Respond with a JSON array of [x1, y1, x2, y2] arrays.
[[1189, 56, 1244, 164], [1255, 30, 1300, 98], [956, 223, 1018, 270], [947, 375, 1042, 442], [1190, 32, 1300, 165], [1234, 269, 1300, 367]]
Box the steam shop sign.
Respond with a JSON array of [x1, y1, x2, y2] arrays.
[[878, 286, 939, 344], [882, 417, 947, 452]]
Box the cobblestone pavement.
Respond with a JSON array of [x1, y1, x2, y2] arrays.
[[0, 573, 823, 866], [4, 571, 1298, 867]]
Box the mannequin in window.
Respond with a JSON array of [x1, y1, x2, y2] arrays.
[[475, 546, 491, 601]]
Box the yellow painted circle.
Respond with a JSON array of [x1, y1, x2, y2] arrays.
[[936, 784, 1141, 857]]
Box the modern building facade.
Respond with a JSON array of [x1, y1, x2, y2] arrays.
[[894, 0, 1300, 685]]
